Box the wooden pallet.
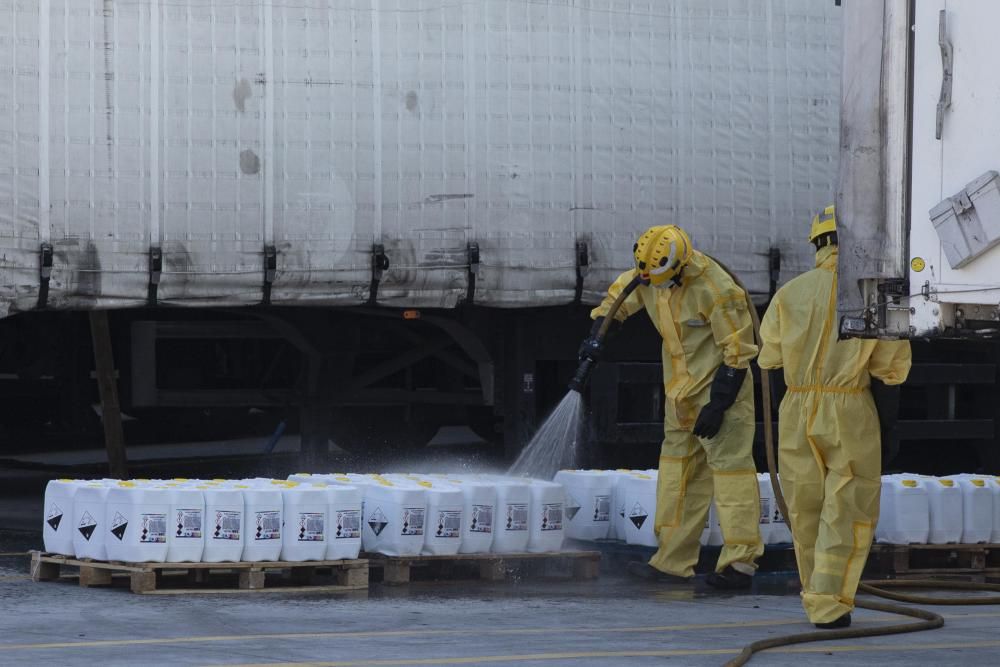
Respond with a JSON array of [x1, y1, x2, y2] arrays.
[[365, 550, 601, 585], [29, 551, 369, 595], [868, 543, 1000, 580]]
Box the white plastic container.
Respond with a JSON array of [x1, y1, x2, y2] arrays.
[[361, 480, 427, 556], [72, 482, 111, 560], [554, 470, 613, 542], [277, 482, 328, 562], [924, 477, 964, 544], [706, 502, 724, 547], [527, 480, 565, 553], [241, 485, 284, 561], [410, 479, 463, 556], [446, 480, 496, 554], [202, 486, 245, 563], [166, 486, 205, 562], [767, 476, 794, 544], [756, 474, 774, 545], [492, 479, 532, 554], [43, 479, 79, 556], [620, 473, 657, 547], [324, 484, 363, 560], [946, 475, 993, 544], [876, 475, 930, 545], [607, 470, 636, 541], [104, 483, 170, 563]]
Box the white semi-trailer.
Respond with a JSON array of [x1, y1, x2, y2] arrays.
[[4, 1, 988, 474]]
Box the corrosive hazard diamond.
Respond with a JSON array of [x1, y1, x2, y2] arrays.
[[628, 502, 648, 530], [368, 507, 388, 537]]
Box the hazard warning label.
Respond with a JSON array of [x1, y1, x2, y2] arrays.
[[297, 512, 325, 542], [565, 494, 581, 522], [541, 503, 563, 531], [505, 503, 528, 532], [628, 502, 648, 530], [593, 494, 611, 522], [401, 507, 425, 536], [759, 497, 771, 525], [175, 508, 203, 539], [255, 511, 281, 541], [335, 509, 360, 539], [78, 511, 98, 541], [46, 504, 63, 532], [109, 511, 127, 541], [213, 510, 241, 541], [469, 504, 493, 533], [435, 510, 461, 538], [140, 513, 166, 544], [368, 507, 388, 537]]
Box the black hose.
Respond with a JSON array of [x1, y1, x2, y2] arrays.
[[706, 255, 1000, 667], [568, 272, 644, 393]]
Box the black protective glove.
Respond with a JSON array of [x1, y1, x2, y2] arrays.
[[577, 316, 620, 362], [693, 364, 747, 440], [870, 378, 902, 469]]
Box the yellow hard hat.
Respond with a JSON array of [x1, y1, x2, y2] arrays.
[[808, 204, 837, 244], [633, 225, 693, 287]]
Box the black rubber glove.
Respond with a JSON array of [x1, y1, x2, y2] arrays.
[[693, 364, 747, 440], [577, 316, 620, 362], [871, 378, 902, 469]]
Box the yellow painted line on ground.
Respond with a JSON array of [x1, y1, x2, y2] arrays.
[[0, 618, 812, 651], [218, 640, 1000, 667]]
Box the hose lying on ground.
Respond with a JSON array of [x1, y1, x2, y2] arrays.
[[709, 256, 1000, 667]]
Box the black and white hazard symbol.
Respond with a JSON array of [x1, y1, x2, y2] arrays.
[[565, 493, 581, 521], [368, 507, 388, 537], [110, 511, 128, 541], [628, 502, 648, 530], [78, 510, 97, 541], [46, 504, 63, 532]]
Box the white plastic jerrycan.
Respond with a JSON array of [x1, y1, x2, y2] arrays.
[[104, 482, 170, 563], [72, 482, 111, 560], [876, 475, 930, 545], [43, 479, 80, 556]]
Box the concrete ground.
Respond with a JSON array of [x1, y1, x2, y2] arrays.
[[1, 530, 999, 667]]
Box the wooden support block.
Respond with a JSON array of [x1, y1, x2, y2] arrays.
[[31, 554, 60, 582], [572, 557, 600, 580], [337, 565, 369, 588], [239, 569, 265, 590], [79, 565, 114, 587], [479, 560, 507, 582], [892, 547, 909, 574], [186, 569, 208, 584], [383, 562, 411, 585], [130, 571, 157, 594]]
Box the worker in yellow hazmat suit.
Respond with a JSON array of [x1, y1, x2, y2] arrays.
[[758, 205, 911, 628], [585, 225, 764, 588]]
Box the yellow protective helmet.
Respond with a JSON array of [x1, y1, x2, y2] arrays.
[[808, 204, 838, 245], [633, 225, 693, 287]]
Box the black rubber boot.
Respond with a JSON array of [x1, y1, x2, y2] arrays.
[[814, 612, 852, 629], [626, 561, 691, 584], [704, 565, 753, 590]]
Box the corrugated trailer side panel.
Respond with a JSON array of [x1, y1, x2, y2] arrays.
[[0, 0, 840, 317]]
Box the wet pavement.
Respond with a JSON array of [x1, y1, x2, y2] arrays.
[[1, 527, 999, 667]]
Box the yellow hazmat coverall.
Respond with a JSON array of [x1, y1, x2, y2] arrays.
[[759, 245, 911, 623], [593, 251, 764, 577]]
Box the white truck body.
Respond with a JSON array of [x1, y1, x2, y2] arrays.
[[838, 0, 1000, 337], [0, 0, 841, 317]]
